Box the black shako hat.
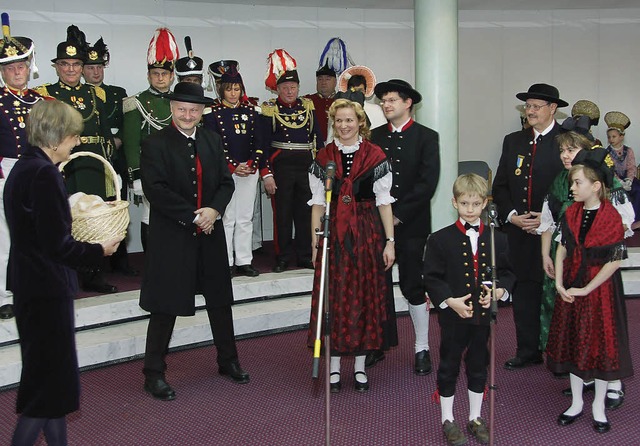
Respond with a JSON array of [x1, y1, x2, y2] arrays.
[[516, 83, 568, 107], [85, 37, 109, 66], [277, 69, 299, 85], [163, 82, 214, 105], [571, 147, 614, 188], [51, 25, 87, 63], [316, 62, 336, 77], [374, 79, 422, 104]]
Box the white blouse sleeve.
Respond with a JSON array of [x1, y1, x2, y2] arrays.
[[307, 173, 326, 206], [613, 199, 635, 238], [536, 198, 556, 235], [373, 171, 396, 206]]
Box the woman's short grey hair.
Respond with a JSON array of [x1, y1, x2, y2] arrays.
[[27, 99, 84, 149]]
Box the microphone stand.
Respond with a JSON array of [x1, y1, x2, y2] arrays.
[[487, 203, 499, 446], [312, 161, 335, 446]]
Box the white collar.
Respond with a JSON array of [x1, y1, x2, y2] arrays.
[[334, 136, 362, 154]]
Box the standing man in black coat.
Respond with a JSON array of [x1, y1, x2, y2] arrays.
[[140, 82, 249, 401], [492, 83, 566, 370], [369, 80, 441, 375]]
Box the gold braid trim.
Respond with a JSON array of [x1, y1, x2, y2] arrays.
[[93, 85, 106, 103], [33, 84, 52, 98]]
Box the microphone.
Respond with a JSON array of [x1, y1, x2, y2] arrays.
[[324, 161, 336, 191], [487, 202, 498, 223]]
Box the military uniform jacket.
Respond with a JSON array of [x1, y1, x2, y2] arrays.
[[122, 87, 172, 181], [203, 101, 269, 176], [371, 121, 440, 238], [101, 83, 127, 139], [0, 86, 44, 163], [139, 125, 235, 316], [424, 222, 515, 326], [261, 97, 325, 160], [35, 81, 115, 198], [303, 92, 334, 143], [492, 123, 563, 280]]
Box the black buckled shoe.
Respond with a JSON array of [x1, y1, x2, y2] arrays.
[[0, 304, 14, 320], [365, 350, 385, 368], [557, 410, 583, 426], [144, 377, 176, 401], [415, 350, 432, 375], [593, 420, 611, 433], [330, 372, 341, 393], [605, 384, 625, 410], [354, 371, 369, 392], [272, 260, 288, 273], [219, 361, 250, 384], [236, 264, 260, 277]]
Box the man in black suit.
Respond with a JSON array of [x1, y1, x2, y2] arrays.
[[140, 82, 249, 401], [492, 83, 566, 370], [369, 80, 441, 375]]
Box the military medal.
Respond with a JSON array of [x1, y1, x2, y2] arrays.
[[18, 116, 25, 128], [515, 155, 524, 176], [241, 114, 248, 121]]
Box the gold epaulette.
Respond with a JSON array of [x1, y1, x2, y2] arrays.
[[93, 85, 106, 103], [301, 97, 315, 111], [123, 95, 138, 114], [261, 99, 277, 117], [33, 84, 51, 98]]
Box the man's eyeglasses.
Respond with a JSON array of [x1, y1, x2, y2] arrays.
[[56, 61, 83, 69], [380, 98, 401, 105], [523, 102, 550, 111]]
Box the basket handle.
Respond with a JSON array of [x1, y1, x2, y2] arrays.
[[58, 151, 122, 197]]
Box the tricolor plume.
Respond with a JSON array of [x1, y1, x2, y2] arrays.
[[147, 27, 179, 66], [264, 49, 296, 91]]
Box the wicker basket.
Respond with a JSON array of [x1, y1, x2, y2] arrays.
[[59, 151, 130, 243]]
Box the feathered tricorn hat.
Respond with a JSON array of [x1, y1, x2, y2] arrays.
[[1, 12, 35, 66], [265, 49, 298, 91], [52, 24, 88, 63], [175, 36, 203, 78], [604, 111, 630, 134], [147, 27, 179, 72], [85, 37, 110, 66], [317, 37, 352, 77]]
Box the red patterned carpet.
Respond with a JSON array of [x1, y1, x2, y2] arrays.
[[0, 302, 637, 445]]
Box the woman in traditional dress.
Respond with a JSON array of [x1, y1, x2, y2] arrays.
[[307, 99, 395, 392], [547, 148, 633, 434]]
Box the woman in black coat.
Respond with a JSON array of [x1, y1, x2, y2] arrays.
[[4, 100, 121, 446]]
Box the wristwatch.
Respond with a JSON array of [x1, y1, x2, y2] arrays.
[[386, 237, 395, 242]]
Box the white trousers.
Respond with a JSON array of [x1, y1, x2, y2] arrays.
[[224, 171, 259, 266], [0, 178, 13, 305]]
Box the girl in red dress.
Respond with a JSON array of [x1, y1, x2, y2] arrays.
[[547, 148, 633, 434]]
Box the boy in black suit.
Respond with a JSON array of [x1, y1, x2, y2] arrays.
[[424, 173, 515, 445]]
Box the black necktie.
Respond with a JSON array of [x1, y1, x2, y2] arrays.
[[464, 222, 479, 232]]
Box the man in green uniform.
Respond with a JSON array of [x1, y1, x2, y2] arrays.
[[35, 25, 117, 293], [122, 27, 178, 250], [83, 37, 138, 277]]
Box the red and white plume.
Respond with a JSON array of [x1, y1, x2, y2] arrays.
[[147, 27, 179, 65], [264, 49, 297, 91]]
